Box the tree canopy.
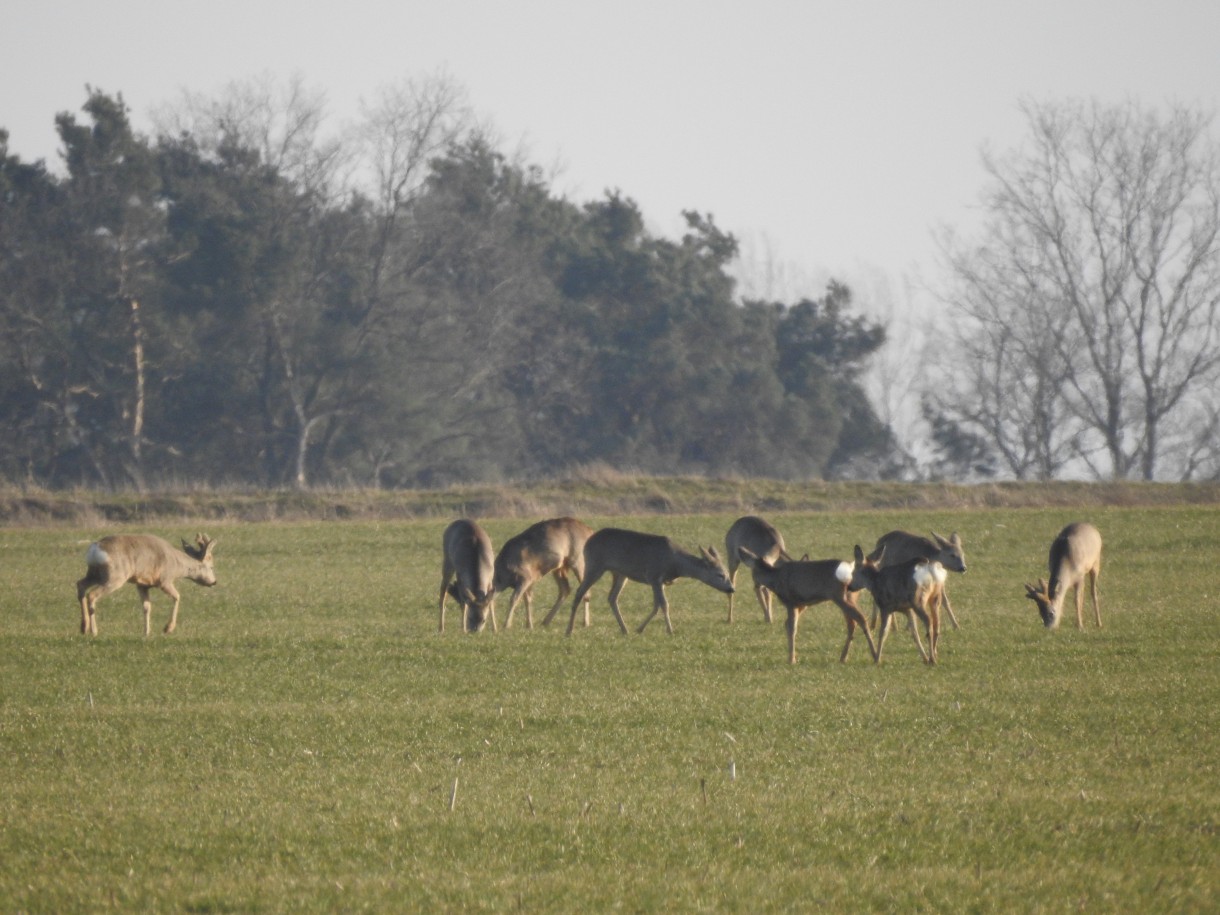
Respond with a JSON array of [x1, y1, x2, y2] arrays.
[[934, 98, 1220, 482], [0, 84, 898, 489]]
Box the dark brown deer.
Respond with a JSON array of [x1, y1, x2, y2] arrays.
[[850, 545, 946, 664], [867, 530, 966, 628], [566, 528, 734, 636], [493, 517, 594, 629], [737, 548, 877, 665], [724, 515, 791, 623], [438, 519, 496, 633], [1024, 522, 1102, 629], [76, 533, 218, 636]]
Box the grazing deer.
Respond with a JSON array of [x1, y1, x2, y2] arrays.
[[493, 517, 594, 629], [1024, 522, 1102, 629], [439, 519, 497, 633], [737, 548, 877, 665], [76, 533, 218, 636], [565, 528, 734, 636], [867, 530, 966, 629], [724, 515, 792, 624], [850, 545, 946, 664]]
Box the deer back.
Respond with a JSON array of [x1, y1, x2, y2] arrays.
[[725, 516, 789, 576], [851, 546, 940, 612], [443, 519, 495, 603], [740, 549, 853, 607], [1026, 522, 1102, 626], [495, 517, 593, 591], [1048, 522, 1102, 593], [584, 528, 732, 592], [869, 530, 966, 573], [87, 533, 216, 588]]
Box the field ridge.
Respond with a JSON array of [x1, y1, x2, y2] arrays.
[[3, 478, 1218, 525]]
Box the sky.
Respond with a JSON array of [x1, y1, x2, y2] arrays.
[[4, 0, 1220, 305]]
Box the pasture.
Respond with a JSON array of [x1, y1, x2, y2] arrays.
[[2, 504, 1218, 912]]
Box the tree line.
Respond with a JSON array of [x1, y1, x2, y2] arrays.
[[0, 78, 902, 490], [5, 81, 1218, 488]]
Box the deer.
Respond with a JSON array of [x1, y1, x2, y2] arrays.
[[867, 530, 966, 629], [736, 547, 877, 665], [1024, 522, 1102, 629], [724, 515, 792, 624], [492, 517, 594, 630], [438, 519, 497, 634], [76, 533, 218, 636], [565, 528, 734, 636], [850, 545, 946, 665]]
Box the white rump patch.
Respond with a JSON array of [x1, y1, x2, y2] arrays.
[[835, 561, 854, 583], [914, 561, 947, 587], [86, 542, 109, 566]]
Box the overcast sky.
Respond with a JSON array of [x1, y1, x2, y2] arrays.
[[4, 0, 1220, 302]]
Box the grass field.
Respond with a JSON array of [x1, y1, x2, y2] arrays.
[[2, 504, 1218, 912]]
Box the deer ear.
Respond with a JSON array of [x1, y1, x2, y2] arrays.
[[853, 545, 865, 563]]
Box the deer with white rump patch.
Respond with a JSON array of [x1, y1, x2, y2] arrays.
[[438, 519, 497, 633], [736, 548, 877, 665], [493, 517, 594, 629], [850, 545, 946, 664], [867, 530, 966, 629], [1024, 522, 1102, 629], [724, 515, 792, 624], [565, 528, 734, 636], [76, 533, 217, 636]]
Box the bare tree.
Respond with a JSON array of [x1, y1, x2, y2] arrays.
[[938, 98, 1220, 480]]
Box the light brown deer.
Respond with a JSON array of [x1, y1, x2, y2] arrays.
[[737, 548, 877, 665], [850, 545, 946, 664], [493, 517, 594, 629], [867, 530, 966, 629], [565, 528, 734, 636], [438, 519, 497, 633], [76, 533, 217, 636], [1024, 522, 1102, 629], [724, 515, 791, 624]]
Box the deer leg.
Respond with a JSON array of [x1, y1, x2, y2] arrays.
[[438, 562, 455, 633], [1074, 584, 1085, 630], [79, 575, 121, 636], [836, 598, 877, 662], [637, 582, 669, 634], [136, 585, 153, 637], [874, 612, 892, 664], [566, 571, 601, 636], [504, 585, 528, 630], [928, 596, 941, 663], [160, 583, 182, 634], [756, 583, 773, 624], [786, 606, 800, 664], [608, 575, 632, 634], [907, 609, 931, 664], [1089, 570, 1102, 628], [484, 597, 499, 634], [543, 572, 569, 629], [726, 568, 737, 623], [77, 578, 94, 635], [942, 589, 961, 630]]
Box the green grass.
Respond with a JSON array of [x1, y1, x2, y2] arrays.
[[2, 506, 1218, 912]]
